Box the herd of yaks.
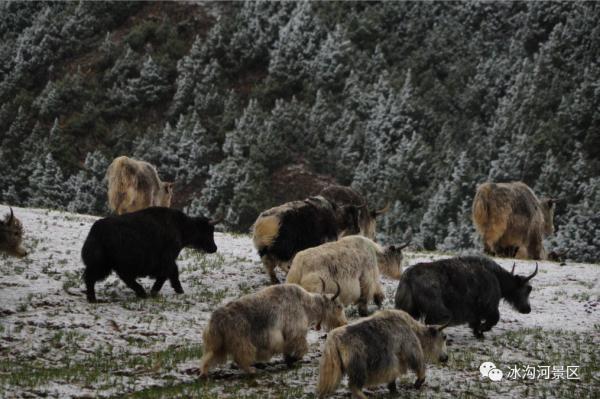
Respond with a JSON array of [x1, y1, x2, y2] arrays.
[[1, 155, 560, 398]]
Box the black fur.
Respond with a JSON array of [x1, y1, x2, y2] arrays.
[[81, 207, 217, 302], [263, 197, 349, 261], [394, 256, 535, 338]]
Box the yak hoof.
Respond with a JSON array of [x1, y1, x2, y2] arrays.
[[414, 378, 425, 389], [473, 331, 485, 340], [175, 288, 184, 294], [136, 291, 148, 299], [387, 381, 397, 392]]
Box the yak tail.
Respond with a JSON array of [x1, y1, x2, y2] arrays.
[[472, 183, 491, 232], [394, 278, 417, 318], [317, 334, 344, 398], [199, 319, 227, 375], [252, 215, 280, 253]]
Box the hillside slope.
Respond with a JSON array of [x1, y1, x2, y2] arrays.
[[0, 2, 599, 261], [0, 205, 598, 398]]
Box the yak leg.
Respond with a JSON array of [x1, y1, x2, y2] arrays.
[[116, 271, 147, 298], [283, 335, 309, 368], [233, 342, 257, 374], [387, 379, 397, 393], [123, 278, 147, 299], [347, 356, 368, 399], [469, 320, 485, 339], [151, 277, 167, 296], [357, 273, 374, 316], [168, 266, 184, 294], [480, 308, 500, 333], [261, 255, 280, 284], [526, 232, 544, 260], [350, 386, 368, 399], [85, 280, 97, 303], [403, 343, 426, 389]]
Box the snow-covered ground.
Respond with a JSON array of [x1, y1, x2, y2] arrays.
[[0, 205, 598, 398]]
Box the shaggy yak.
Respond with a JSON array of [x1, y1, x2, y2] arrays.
[[395, 256, 537, 339], [107, 155, 174, 215], [81, 207, 218, 302], [0, 207, 27, 258], [472, 181, 555, 259], [319, 185, 389, 240], [199, 282, 347, 376], [317, 309, 449, 398], [286, 235, 407, 316], [252, 196, 361, 284]]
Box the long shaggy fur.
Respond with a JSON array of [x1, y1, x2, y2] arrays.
[[472, 181, 555, 260], [199, 284, 347, 376], [317, 309, 448, 398], [107, 156, 173, 215], [286, 236, 404, 315]]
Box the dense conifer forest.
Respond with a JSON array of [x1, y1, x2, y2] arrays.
[[0, 1, 598, 261]]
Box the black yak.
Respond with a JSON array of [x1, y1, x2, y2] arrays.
[[81, 207, 217, 302], [395, 256, 537, 339], [252, 196, 361, 284]]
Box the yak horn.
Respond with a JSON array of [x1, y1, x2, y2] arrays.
[[510, 262, 516, 275], [438, 321, 451, 331], [8, 207, 14, 224], [209, 215, 224, 225], [332, 281, 341, 302], [319, 277, 326, 293], [525, 263, 538, 281], [397, 242, 410, 251], [374, 202, 390, 216]]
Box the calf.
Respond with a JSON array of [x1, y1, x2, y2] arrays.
[[286, 235, 407, 316], [0, 207, 27, 258], [252, 196, 360, 284], [199, 283, 347, 375], [472, 181, 555, 259], [107, 156, 174, 215], [320, 185, 389, 240], [81, 207, 217, 302], [395, 256, 537, 338], [317, 309, 448, 399]]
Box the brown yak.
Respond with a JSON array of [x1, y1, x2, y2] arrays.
[[106, 156, 174, 215], [472, 181, 555, 260]]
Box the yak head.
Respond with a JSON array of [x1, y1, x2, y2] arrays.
[[421, 322, 450, 364], [0, 207, 27, 258], [317, 279, 347, 331], [335, 204, 362, 237], [380, 242, 409, 279], [159, 182, 175, 207], [506, 262, 538, 314], [186, 215, 219, 254], [540, 198, 556, 236]]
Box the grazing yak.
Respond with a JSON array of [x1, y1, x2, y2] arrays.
[[0, 207, 27, 258], [252, 196, 361, 284], [320, 185, 389, 240], [107, 155, 174, 215], [199, 282, 347, 375], [317, 309, 449, 399], [395, 256, 537, 339], [286, 235, 407, 316], [81, 207, 218, 302], [472, 181, 555, 260]]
